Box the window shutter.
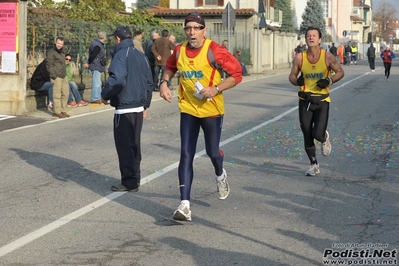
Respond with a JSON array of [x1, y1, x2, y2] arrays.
[[197, 0, 204, 6], [218, 0, 224, 7]]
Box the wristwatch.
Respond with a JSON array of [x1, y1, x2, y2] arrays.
[[160, 79, 169, 84]]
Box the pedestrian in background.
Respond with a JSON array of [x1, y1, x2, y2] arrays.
[[169, 35, 176, 45], [288, 26, 344, 176], [84, 31, 107, 104], [350, 43, 358, 65], [296, 41, 306, 54], [344, 44, 351, 65], [65, 54, 89, 107], [366, 43, 376, 72], [145, 29, 159, 87], [133, 30, 144, 53], [101, 26, 154, 192], [151, 29, 175, 90], [337, 43, 344, 64], [380, 44, 396, 82], [221, 39, 228, 49], [329, 43, 337, 58], [159, 12, 242, 221], [46, 37, 70, 118]]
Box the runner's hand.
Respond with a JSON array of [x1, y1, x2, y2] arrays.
[[316, 77, 332, 88], [297, 74, 304, 86]]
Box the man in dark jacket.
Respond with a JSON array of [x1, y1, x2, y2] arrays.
[[101, 26, 154, 192], [144, 29, 159, 85], [46, 37, 69, 118], [151, 29, 175, 90], [30, 59, 53, 111], [367, 43, 376, 72], [296, 41, 306, 53], [84, 31, 107, 103], [329, 43, 337, 57], [344, 44, 351, 65]]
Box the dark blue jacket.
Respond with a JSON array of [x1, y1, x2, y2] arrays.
[[101, 39, 154, 110], [145, 38, 155, 66], [88, 39, 106, 72]]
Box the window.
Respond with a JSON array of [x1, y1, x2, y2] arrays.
[[320, 0, 328, 18], [352, 8, 359, 15], [206, 0, 217, 4], [213, 23, 235, 35], [196, 0, 224, 7]]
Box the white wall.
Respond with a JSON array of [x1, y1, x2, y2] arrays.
[[123, 0, 137, 11]]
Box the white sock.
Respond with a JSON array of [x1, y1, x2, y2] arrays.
[[181, 200, 190, 209], [215, 169, 226, 182]]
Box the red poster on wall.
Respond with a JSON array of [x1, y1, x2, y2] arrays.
[[0, 2, 17, 73], [0, 2, 17, 52]]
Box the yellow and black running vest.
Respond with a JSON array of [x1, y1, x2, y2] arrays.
[[177, 39, 224, 117], [300, 49, 331, 102]]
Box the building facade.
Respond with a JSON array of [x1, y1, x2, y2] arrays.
[[293, 0, 372, 44]]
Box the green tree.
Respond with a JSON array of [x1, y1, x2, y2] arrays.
[[274, 0, 294, 33], [137, 0, 160, 9], [373, 0, 398, 43], [67, 0, 126, 11], [126, 9, 162, 26], [27, 0, 55, 8], [299, 0, 327, 41]]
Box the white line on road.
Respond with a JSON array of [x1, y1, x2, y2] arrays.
[[0, 71, 370, 257], [0, 115, 15, 121]]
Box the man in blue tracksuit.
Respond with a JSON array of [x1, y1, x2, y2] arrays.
[[101, 26, 154, 192]]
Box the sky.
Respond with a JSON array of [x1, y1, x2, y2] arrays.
[[372, 0, 399, 11]]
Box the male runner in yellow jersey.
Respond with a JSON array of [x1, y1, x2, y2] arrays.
[[159, 12, 242, 221], [289, 27, 344, 176]]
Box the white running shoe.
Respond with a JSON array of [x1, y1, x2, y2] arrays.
[[321, 131, 332, 156], [305, 164, 320, 176], [217, 169, 230, 200], [47, 102, 53, 112], [172, 203, 192, 221]]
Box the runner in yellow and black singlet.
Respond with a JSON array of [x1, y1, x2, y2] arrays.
[[289, 26, 345, 176]]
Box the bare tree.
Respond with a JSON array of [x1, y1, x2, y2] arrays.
[[373, 0, 398, 42]]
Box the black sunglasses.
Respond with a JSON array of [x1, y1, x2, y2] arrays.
[[183, 25, 205, 32]]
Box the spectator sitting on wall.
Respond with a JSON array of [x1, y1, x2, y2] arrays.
[[30, 59, 53, 112], [65, 54, 89, 107]]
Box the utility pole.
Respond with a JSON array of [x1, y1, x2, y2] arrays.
[[256, 0, 267, 73]]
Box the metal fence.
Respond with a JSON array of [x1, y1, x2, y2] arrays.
[[27, 15, 252, 89]]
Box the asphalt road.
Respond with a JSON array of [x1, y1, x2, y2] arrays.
[[0, 61, 398, 266]]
